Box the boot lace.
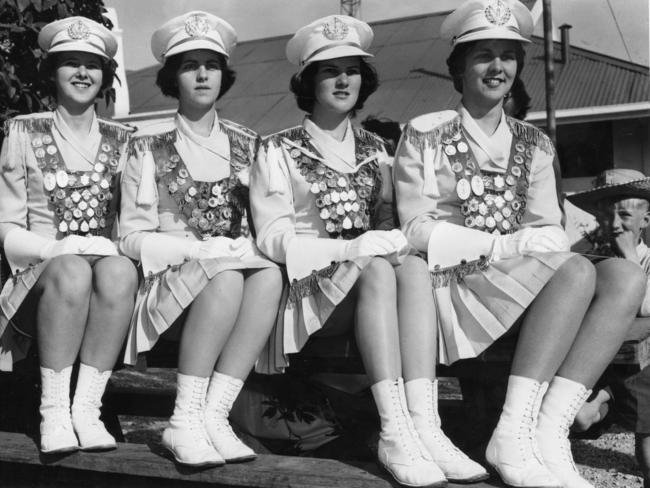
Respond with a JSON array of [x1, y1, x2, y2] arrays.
[[516, 387, 544, 465], [554, 392, 588, 472], [425, 385, 464, 457], [392, 382, 427, 461]]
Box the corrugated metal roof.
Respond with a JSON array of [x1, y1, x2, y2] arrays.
[[123, 12, 649, 135]]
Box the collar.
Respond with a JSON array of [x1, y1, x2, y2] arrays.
[[175, 111, 230, 160], [458, 103, 512, 170], [303, 117, 357, 171], [53, 108, 100, 164]]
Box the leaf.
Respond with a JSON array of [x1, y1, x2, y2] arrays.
[[16, 0, 31, 11], [31, 0, 42, 12]]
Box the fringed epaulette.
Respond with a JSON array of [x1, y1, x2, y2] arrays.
[[403, 114, 462, 153], [287, 262, 340, 306], [263, 126, 304, 148], [220, 118, 259, 154], [507, 117, 554, 156], [130, 130, 177, 155], [354, 127, 387, 149], [430, 256, 490, 288], [3, 112, 53, 136], [220, 118, 258, 140], [98, 118, 135, 144]]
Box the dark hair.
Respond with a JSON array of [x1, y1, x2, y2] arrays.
[[289, 57, 379, 115], [446, 40, 525, 94], [504, 76, 531, 120], [361, 116, 402, 155], [155, 51, 236, 100], [39, 52, 116, 100]]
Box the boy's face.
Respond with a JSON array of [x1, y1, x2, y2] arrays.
[[596, 197, 650, 243]]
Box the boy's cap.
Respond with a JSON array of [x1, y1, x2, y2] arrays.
[[440, 0, 533, 47], [567, 168, 650, 214], [38, 16, 117, 59], [286, 15, 373, 72], [151, 11, 237, 63]]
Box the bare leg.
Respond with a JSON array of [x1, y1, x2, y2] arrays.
[[557, 258, 645, 387], [79, 256, 138, 372], [178, 270, 244, 377], [511, 255, 596, 382], [636, 434, 650, 488], [215, 267, 283, 380], [395, 255, 437, 381], [355, 257, 401, 383], [34, 255, 93, 371]]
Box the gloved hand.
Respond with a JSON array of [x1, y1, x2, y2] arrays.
[[229, 236, 260, 260], [189, 236, 238, 260], [491, 226, 569, 261], [40, 235, 91, 260], [80, 236, 119, 256], [344, 229, 408, 260]]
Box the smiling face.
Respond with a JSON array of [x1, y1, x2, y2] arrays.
[[597, 197, 650, 244], [460, 39, 518, 111], [312, 56, 362, 117], [176, 49, 223, 114], [54, 51, 103, 109]]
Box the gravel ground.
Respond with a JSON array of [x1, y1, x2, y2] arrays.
[[120, 416, 645, 487]]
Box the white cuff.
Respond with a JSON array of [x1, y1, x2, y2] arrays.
[[286, 237, 348, 282], [427, 222, 495, 270], [3, 227, 53, 273], [140, 233, 191, 275]]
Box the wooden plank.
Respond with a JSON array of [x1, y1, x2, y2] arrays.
[[0, 432, 502, 488]]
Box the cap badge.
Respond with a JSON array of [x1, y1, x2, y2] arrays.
[[67, 20, 91, 40], [322, 17, 349, 41], [185, 14, 210, 37], [484, 0, 512, 26]]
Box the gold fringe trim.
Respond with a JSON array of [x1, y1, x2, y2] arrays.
[[355, 127, 386, 147], [403, 116, 462, 152], [98, 119, 135, 144], [4, 115, 53, 136], [507, 117, 554, 156], [130, 130, 177, 155], [431, 256, 490, 288], [221, 118, 258, 140], [264, 126, 304, 147], [143, 262, 186, 292], [287, 262, 340, 305], [220, 120, 259, 156]]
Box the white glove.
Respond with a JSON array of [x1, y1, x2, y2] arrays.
[[40, 235, 91, 260], [343, 229, 408, 260], [492, 226, 569, 261], [79, 236, 119, 256], [189, 236, 249, 260], [229, 236, 259, 260]]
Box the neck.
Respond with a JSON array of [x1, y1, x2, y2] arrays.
[[56, 104, 95, 135], [309, 107, 349, 142], [462, 98, 504, 136], [178, 106, 216, 137]]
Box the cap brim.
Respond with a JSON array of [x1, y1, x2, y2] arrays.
[[162, 39, 229, 62], [454, 30, 531, 45], [301, 45, 373, 71], [47, 42, 111, 59], [567, 180, 650, 214]]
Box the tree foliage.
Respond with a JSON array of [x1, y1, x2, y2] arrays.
[[0, 0, 113, 127]]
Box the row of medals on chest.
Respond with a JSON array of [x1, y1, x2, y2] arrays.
[[32, 135, 116, 233], [293, 147, 373, 233], [446, 139, 531, 232], [163, 154, 235, 231]]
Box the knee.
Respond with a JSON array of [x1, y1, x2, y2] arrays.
[[395, 254, 429, 285], [93, 256, 139, 302], [557, 255, 596, 293], [358, 257, 395, 296], [40, 255, 92, 304], [597, 258, 646, 305]]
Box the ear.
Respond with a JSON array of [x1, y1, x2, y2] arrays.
[[641, 202, 650, 230]]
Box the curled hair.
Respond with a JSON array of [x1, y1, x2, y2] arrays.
[[39, 52, 116, 100], [155, 51, 236, 100], [289, 58, 379, 115], [446, 40, 525, 94]]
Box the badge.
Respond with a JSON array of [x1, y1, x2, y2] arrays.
[[55, 189, 66, 200], [86, 208, 94, 218], [46, 145, 58, 155], [351, 202, 360, 212], [494, 211, 503, 222], [34, 148, 46, 159], [109, 158, 118, 167], [336, 203, 345, 215], [511, 166, 522, 177], [63, 210, 72, 222], [58, 221, 68, 233], [512, 201, 521, 211], [100, 178, 110, 189], [80, 174, 90, 186], [64, 197, 73, 208], [471, 175, 485, 196], [89, 198, 99, 208], [515, 143, 525, 153], [340, 191, 349, 202], [89, 218, 98, 229], [80, 221, 89, 233], [354, 216, 364, 228], [494, 175, 505, 188], [457, 141, 468, 153], [78, 200, 88, 211], [451, 162, 463, 173], [55, 170, 69, 188], [98, 153, 108, 163], [337, 177, 348, 187], [320, 208, 331, 219], [502, 220, 511, 231], [323, 194, 332, 205], [310, 183, 320, 194], [178, 169, 189, 178], [323, 16, 349, 41], [101, 143, 112, 152], [478, 203, 488, 215], [342, 217, 353, 229], [326, 222, 336, 233], [494, 196, 505, 208], [474, 215, 485, 228], [513, 154, 524, 165], [73, 208, 83, 219], [465, 216, 475, 228], [502, 207, 512, 218], [319, 181, 328, 192], [188, 186, 198, 197], [290, 149, 301, 159], [344, 202, 352, 212], [89, 184, 99, 195], [456, 178, 471, 200], [461, 202, 470, 215], [503, 190, 514, 201], [32, 138, 42, 148], [452, 132, 461, 142], [331, 192, 341, 203], [485, 216, 496, 228], [444, 145, 457, 156], [43, 173, 56, 191], [348, 189, 357, 201], [506, 175, 516, 186], [94, 163, 105, 173], [91, 173, 101, 183]]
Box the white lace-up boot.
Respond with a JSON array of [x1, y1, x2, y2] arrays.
[[405, 378, 489, 483], [162, 373, 223, 467], [39, 365, 79, 454], [371, 378, 447, 487], [204, 371, 256, 463], [537, 376, 594, 488], [71, 363, 116, 451], [486, 375, 562, 488]]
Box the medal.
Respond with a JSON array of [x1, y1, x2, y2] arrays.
[[502, 220, 511, 231], [290, 149, 301, 159], [80, 174, 90, 185], [444, 145, 457, 156], [465, 216, 475, 228], [340, 191, 349, 202], [471, 175, 485, 196], [320, 208, 330, 219], [457, 141, 468, 153], [56, 170, 69, 188], [513, 154, 524, 165], [494, 196, 505, 208], [310, 182, 320, 194], [46, 145, 57, 155], [456, 178, 471, 200], [43, 173, 56, 191], [506, 175, 516, 186], [451, 162, 463, 173], [494, 211, 503, 222], [511, 166, 522, 177], [69, 220, 79, 232], [94, 163, 105, 173], [342, 217, 352, 229], [101, 143, 111, 152], [515, 143, 525, 153], [494, 175, 505, 189], [485, 216, 496, 228], [348, 189, 357, 201], [91, 172, 101, 182], [474, 215, 485, 228], [58, 221, 68, 233], [503, 190, 514, 201], [89, 218, 98, 229], [98, 153, 108, 163], [331, 192, 340, 203], [80, 221, 89, 233], [478, 203, 488, 215]]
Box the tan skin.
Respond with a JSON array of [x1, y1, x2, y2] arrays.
[[460, 40, 646, 387], [16, 51, 138, 372], [169, 49, 283, 380], [309, 56, 437, 383]]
